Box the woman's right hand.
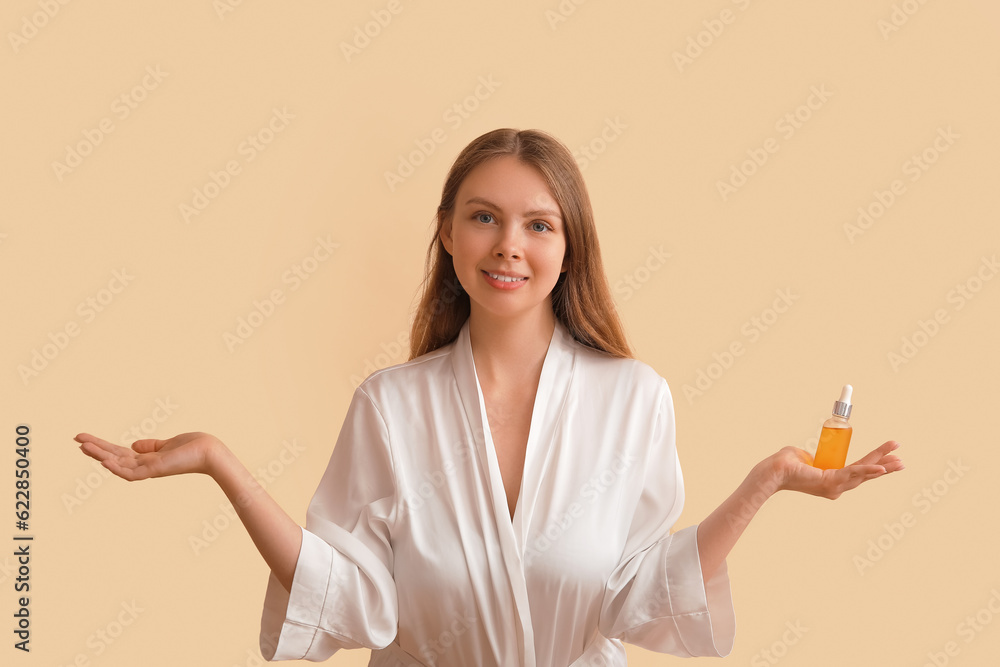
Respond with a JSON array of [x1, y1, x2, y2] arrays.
[[75, 431, 223, 481], [76, 430, 303, 592]]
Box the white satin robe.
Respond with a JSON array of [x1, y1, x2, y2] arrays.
[[259, 317, 735, 665]]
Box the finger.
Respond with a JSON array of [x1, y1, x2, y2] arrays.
[[75, 433, 136, 458], [850, 444, 892, 467], [79, 441, 120, 463], [832, 470, 882, 494], [80, 440, 146, 468], [100, 456, 151, 482], [112, 454, 144, 471], [844, 460, 898, 487], [843, 462, 888, 475], [131, 439, 164, 453], [80, 439, 156, 475], [877, 454, 905, 472], [849, 440, 900, 467], [76, 432, 117, 447], [838, 464, 888, 485]]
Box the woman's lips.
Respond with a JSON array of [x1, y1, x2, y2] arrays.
[[482, 270, 528, 290]]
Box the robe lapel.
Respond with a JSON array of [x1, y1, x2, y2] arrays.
[[450, 317, 577, 667], [510, 320, 576, 550]]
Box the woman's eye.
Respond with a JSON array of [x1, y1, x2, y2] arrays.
[[531, 221, 549, 232], [476, 213, 494, 224]]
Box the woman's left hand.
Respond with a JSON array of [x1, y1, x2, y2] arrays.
[[767, 440, 904, 500]]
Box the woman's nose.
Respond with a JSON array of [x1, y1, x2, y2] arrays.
[[492, 223, 523, 259]]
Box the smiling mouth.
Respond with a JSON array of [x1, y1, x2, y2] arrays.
[[483, 271, 527, 283]]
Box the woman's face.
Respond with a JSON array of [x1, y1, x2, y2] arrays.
[[440, 155, 567, 324]]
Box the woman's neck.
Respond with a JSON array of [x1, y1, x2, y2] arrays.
[[468, 307, 556, 388]]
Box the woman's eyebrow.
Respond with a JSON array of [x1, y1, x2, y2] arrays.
[[463, 196, 562, 220]]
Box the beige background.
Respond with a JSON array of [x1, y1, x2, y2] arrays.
[[3, 1, 998, 665]]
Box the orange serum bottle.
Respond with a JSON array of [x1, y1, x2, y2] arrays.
[[812, 385, 853, 470]]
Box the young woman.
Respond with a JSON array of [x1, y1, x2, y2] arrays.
[[76, 128, 904, 666]]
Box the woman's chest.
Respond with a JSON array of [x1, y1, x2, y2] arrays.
[[483, 387, 535, 521], [388, 405, 642, 578]]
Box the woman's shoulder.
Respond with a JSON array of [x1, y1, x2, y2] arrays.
[[569, 334, 664, 380], [354, 338, 457, 397], [565, 334, 669, 396]]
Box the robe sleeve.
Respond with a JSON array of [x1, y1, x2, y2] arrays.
[[259, 386, 399, 661], [598, 378, 736, 657]]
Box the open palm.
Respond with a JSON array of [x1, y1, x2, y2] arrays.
[[773, 440, 904, 499], [75, 431, 221, 481]]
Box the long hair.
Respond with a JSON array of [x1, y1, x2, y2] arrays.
[[408, 128, 633, 360]]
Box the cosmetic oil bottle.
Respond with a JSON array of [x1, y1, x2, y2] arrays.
[[812, 385, 853, 470]]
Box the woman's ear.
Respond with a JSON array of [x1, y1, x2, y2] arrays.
[[439, 212, 454, 256]]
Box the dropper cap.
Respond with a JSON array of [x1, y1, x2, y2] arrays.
[[832, 384, 853, 419]]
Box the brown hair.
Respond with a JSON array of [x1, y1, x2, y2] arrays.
[[408, 128, 633, 360]]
